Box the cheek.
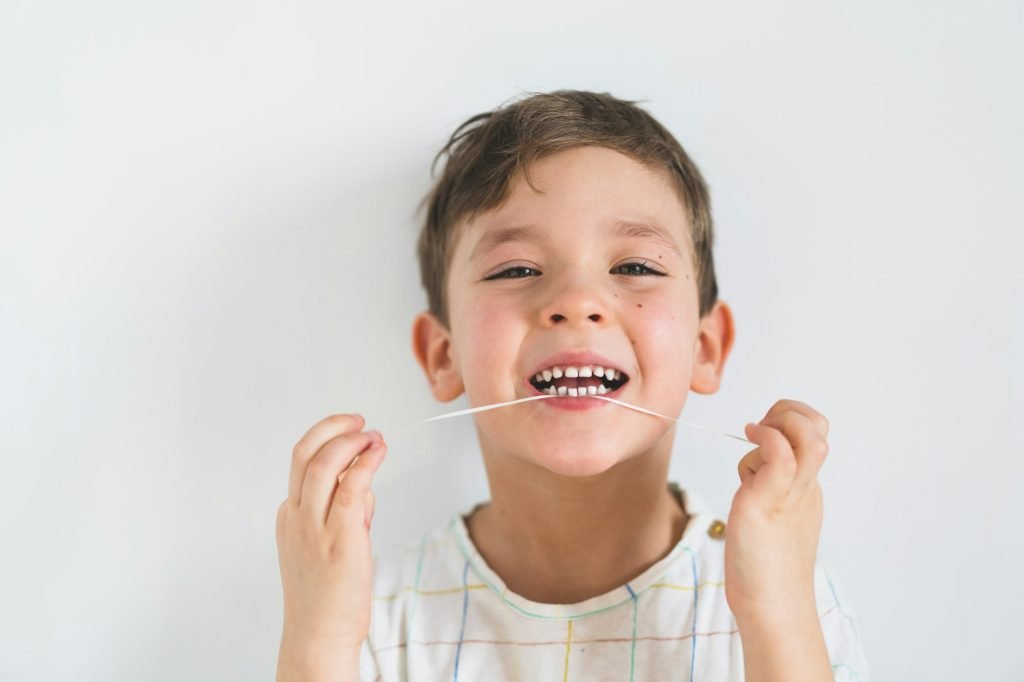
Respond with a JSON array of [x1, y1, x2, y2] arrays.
[[629, 295, 696, 367], [460, 299, 524, 390], [631, 291, 688, 329]]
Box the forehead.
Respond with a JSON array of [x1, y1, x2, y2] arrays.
[[468, 220, 684, 263], [453, 146, 693, 260]]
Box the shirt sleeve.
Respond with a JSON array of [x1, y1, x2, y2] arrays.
[[358, 634, 380, 682], [815, 561, 870, 681]]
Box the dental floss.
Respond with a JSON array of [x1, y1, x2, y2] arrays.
[[386, 394, 754, 445]]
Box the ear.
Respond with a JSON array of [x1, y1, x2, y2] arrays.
[[411, 310, 464, 402], [689, 299, 735, 394]]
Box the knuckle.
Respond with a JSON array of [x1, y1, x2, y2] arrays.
[[306, 456, 334, 479], [334, 490, 357, 508], [774, 409, 798, 430], [327, 413, 361, 430], [763, 425, 787, 448], [813, 439, 829, 459], [768, 398, 797, 415], [784, 398, 812, 412], [343, 468, 370, 492]]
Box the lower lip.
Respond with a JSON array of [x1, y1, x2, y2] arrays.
[[523, 378, 628, 411]]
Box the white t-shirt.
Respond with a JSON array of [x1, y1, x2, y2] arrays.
[[360, 483, 869, 681]]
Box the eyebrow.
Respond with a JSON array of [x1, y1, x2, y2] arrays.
[[469, 220, 683, 261]]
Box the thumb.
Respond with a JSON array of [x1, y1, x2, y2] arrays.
[[743, 422, 796, 503]]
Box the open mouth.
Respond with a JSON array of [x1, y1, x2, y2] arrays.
[[527, 364, 630, 397]]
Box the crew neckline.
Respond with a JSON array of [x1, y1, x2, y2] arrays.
[[449, 482, 715, 621]]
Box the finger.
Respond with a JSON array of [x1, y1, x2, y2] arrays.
[[762, 399, 829, 439], [289, 413, 364, 506], [300, 430, 381, 525], [761, 410, 829, 489], [736, 448, 764, 485], [364, 489, 376, 531], [327, 441, 387, 537], [743, 422, 797, 503]]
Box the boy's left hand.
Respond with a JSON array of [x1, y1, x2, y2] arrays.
[[724, 399, 830, 625]]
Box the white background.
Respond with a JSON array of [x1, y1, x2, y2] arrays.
[[2, 0, 1021, 679]]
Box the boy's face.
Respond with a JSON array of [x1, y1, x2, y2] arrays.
[[414, 145, 732, 477]]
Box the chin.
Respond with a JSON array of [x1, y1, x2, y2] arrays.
[[527, 444, 626, 478]]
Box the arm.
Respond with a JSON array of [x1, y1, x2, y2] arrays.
[[274, 412, 388, 682], [736, 605, 832, 682], [276, 632, 361, 682], [725, 399, 836, 682]]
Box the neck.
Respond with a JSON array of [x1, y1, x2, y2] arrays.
[[465, 436, 689, 604]]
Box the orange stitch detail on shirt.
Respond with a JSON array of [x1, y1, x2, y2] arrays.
[[562, 619, 573, 682], [649, 580, 725, 592], [372, 584, 488, 601], [372, 628, 741, 654]]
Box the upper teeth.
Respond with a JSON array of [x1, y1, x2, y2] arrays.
[[532, 365, 621, 383]]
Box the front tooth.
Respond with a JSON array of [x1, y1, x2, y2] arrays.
[[552, 366, 564, 379], [586, 385, 598, 396], [579, 366, 593, 377], [567, 387, 578, 397], [565, 366, 579, 378], [542, 369, 552, 382], [594, 366, 605, 377], [597, 384, 608, 394], [557, 385, 568, 396]]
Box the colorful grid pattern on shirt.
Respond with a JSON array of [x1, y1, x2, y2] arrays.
[[359, 486, 869, 681]]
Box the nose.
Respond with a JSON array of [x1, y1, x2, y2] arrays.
[[539, 274, 610, 327]]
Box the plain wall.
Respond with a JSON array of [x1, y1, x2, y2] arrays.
[[2, 0, 1022, 679]]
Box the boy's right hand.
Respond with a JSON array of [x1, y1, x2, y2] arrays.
[[275, 413, 387, 653]]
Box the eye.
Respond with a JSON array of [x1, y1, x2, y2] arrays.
[[612, 260, 666, 276], [483, 266, 542, 280]]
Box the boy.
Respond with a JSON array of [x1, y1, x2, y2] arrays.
[[276, 90, 868, 681]]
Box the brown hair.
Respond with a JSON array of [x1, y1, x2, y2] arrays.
[[415, 89, 719, 329]]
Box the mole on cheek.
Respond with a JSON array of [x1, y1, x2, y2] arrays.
[[637, 303, 643, 308]]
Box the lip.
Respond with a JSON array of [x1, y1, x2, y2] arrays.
[[523, 349, 631, 412]]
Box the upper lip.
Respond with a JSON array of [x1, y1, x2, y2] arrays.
[[526, 350, 630, 380]]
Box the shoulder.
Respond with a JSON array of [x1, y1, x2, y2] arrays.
[[365, 515, 467, 646], [673, 485, 870, 680], [672, 485, 730, 575], [813, 560, 871, 681], [370, 515, 467, 596]]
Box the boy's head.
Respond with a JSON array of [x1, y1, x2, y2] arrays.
[[411, 90, 734, 476], [416, 90, 719, 330]]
